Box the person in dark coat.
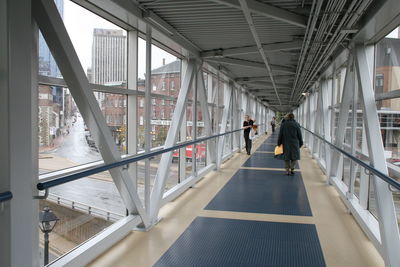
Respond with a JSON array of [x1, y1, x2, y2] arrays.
[[271, 116, 276, 133], [277, 113, 303, 175]]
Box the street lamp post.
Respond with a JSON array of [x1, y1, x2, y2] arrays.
[[39, 207, 59, 265]]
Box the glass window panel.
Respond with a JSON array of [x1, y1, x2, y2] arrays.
[[138, 38, 146, 91], [38, 169, 127, 265], [38, 86, 102, 174], [39, 0, 128, 87], [96, 92, 128, 153], [195, 141, 207, 171]]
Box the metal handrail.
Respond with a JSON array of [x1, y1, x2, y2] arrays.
[[0, 191, 13, 203], [301, 126, 400, 191], [37, 127, 247, 191]]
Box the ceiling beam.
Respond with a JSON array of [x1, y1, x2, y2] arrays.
[[235, 75, 294, 82], [205, 57, 296, 74], [209, 0, 307, 28], [216, 0, 282, 108], [242, 81, 292, 88], [200, 40, 303, 58], [250, 89, 292, 94]]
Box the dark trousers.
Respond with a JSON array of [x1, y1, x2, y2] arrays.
[[285, 160, 297, 171], [272, 124, 276, 132], [244, 134, 252, 154]]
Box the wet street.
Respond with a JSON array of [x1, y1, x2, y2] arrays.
[[52, 116, 101, 164], [41, 115, 178, 216]]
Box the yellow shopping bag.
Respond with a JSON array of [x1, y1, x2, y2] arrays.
[[274, 144, 283, 156]]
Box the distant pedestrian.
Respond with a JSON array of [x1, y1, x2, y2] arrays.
[[243, 115, 254, 155], [271, 117, 276, 133], [277, 113, 303, 176]]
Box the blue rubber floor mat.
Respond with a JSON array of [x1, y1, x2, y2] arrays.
[[257, 143, 276, 152], [243, 152, 299, 169], [154, 217, 325, 267], [205, 169, 312, 216]]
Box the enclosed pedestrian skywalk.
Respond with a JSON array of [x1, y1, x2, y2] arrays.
[[89, 133, 383, 267]]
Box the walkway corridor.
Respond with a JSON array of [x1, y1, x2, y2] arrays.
[[89, 134, 384, 267]]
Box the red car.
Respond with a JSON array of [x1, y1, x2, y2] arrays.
[[172, 144, 206, 162]]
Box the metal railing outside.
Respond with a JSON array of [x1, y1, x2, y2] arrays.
[[46, 193, 124, 222], [37, 127, 246, 191], [301, 126, 400, 190]]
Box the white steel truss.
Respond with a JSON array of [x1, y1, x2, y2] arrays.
[[26, 1, 271, 261], [33, 0, 149, 226], [296, 44, 400, 266]]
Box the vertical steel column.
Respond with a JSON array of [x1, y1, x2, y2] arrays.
[[0, 1, 10, 264], [33, 0, 148, 226], [314, 84, 322, 158], [1, 0, 39, 265], [192, 68, 198, 176], [179, 60, 188, 181], [230, 83, 234, 152], [355, 45, 400, 266], [237, 88, 242, 148], [305, 95, 312, 148], [127, 30, 138, 188], [144, 25, 152, 213], [322, 78, 332, 180]]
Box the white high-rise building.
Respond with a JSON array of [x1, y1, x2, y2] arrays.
[[92, 28, 127, 85]]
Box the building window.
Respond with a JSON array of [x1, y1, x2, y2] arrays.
[[161, 99, 165, 105], [152, 85, 156, 91], [152, 110, 157, 119], [376, 74, 384, 87], [161, 110, 165, 119], [139, 98, 144, 108], [162, 81, 166, 90], [139, 116, 143, 125], [152, 98, 156, 105], [171, 80, 175, 90]]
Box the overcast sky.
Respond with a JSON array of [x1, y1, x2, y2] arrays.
[[63, 0, 177, 79]]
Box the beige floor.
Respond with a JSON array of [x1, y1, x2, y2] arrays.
[[89, 135, 384, 267]]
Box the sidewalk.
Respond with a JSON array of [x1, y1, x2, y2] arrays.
[[39, 134, 64, 153]]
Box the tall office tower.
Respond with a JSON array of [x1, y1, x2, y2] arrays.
[[92, 28, 127, 148], [92, 28, 127, 85], [38, 0, 63, 78]]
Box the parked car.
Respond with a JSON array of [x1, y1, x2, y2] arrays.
[[172, 144, 206, 162], [84, 128, 97, 149], [389, 158, 400, 166]]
